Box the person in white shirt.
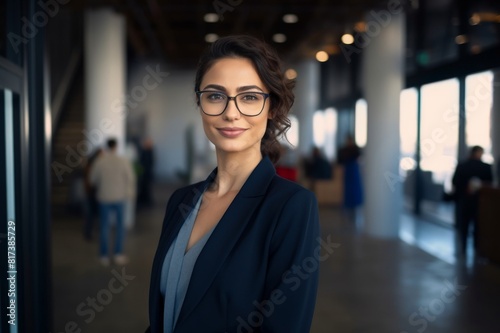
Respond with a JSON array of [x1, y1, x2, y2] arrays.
[[90, 138, 135, 266]]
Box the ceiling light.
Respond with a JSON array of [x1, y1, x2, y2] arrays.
[[205, 33, 219, 43], [204, 13, 219, 23], [316, 51, 329, 62], [272, 33, 287, 43], [354, 21, 366, 32], [285, 69, 297, 80], [283, 14, 298, 24], [324, 44, 340, 55], [469, 13, 480, 25], [471, 44, 481, 54], [455, 35, 468, 45], [341, 33, 354, 45]]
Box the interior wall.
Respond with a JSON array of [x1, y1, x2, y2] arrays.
[[127, 61, 213, 182]]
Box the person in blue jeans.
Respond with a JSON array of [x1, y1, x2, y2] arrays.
[[90, 138, 135, 266]]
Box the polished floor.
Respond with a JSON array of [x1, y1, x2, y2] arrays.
[[52, 184, 500, 333]]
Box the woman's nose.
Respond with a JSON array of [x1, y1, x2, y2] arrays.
[[223, 98, 241, 120]]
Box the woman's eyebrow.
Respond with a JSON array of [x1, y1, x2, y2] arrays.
[[201, 84, 265, 93], [237, 85, 264, 93], [201, 84, 226, 91]]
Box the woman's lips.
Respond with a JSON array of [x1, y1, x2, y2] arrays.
[[217, 127, 247, 138]]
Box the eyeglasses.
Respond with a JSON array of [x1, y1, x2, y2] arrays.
[[196, 90, 270, 117]]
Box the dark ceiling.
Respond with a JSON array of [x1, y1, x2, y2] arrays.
[[70, 0, 387, 67]]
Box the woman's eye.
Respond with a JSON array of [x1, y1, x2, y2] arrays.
[[206, 93, 226, 101], [240, 94, 261, 101]]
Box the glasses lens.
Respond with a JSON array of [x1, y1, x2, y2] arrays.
[[200, 92, 228, 115], [236, 93, 266, 116], [199, 91, 266, 116]]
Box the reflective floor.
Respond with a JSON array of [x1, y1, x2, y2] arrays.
[[52, 184, 500, 332]]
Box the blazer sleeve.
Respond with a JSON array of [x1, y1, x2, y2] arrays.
[[262, 189, 320, 332]]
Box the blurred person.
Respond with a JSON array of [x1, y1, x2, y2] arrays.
[[304, 146, 332, 193], [90, 138, 135, 266], [452, 146, 493, 255], [83, 148, 103, 241], [146, 36, 320, 333], [338, 135, 364, 221]]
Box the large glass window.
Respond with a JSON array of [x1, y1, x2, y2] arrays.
[[465, 71, 494, 163], [355, 99, 367, 148], [420, 78, 459, 224], [400, 88, 418, 210], [312, 109, 338, 161], [313, 110, 325, 148], [323, 108, 337, 161]]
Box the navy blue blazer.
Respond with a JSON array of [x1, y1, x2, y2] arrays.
[[147, 156, 320, 333]]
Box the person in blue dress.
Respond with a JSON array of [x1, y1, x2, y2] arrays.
[[338, 135, 364, 221], [146, 36, 320, 333]]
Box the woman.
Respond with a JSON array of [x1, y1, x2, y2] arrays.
[[338, 135, 364, 221], [147, 35, 320, 333]]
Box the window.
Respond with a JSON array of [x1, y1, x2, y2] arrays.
[[420, 78, 459, 224], [313, 110, 326, 148], [465, 71, 494, 163], [400, 88, 418, 177], [400, 88, 418, 210], [355, 99, 367, 148], [323, 108, 337, 161]]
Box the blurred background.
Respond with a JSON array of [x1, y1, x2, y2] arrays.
[[1, 0, 500, 332]]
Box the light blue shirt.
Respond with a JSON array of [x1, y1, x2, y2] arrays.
[[160, 193, 214, 333]]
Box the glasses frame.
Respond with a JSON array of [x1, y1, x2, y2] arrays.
[[196, 90, 270, 117]]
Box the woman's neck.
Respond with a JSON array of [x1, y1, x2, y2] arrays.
[[210, 150, 262, 196]]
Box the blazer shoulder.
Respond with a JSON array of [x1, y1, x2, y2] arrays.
[[268, 175, 316, 202]]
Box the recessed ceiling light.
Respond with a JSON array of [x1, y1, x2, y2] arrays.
[[285, 68, 297, 80], [205, 33, 219, 43], [341, 33, 354, 45], [471, 44, 481, 54], [354, 21, 366, 32], [283, 14, 298, 24], [316, 51, 329, 62], [272, 33, 287, 43], [204, 13, 219, 23], [469, 13, 480, 25], [455, 34, 468, 45]]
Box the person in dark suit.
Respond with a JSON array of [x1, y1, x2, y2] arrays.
[[452, 146, 493, 255], [146, 36, 320, 333]]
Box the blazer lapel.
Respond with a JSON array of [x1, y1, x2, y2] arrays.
[[150, 177, 210, 328], [175, 156, 276, 327]]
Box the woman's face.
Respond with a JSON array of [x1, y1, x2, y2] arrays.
[[198, 57, 271, 156]]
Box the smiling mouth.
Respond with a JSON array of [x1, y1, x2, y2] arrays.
[[217, 127, 247, 138]]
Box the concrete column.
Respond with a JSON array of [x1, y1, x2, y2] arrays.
[[491, 71, 500, 184], [361, 12, 405, 237], [84, 8, 126, 153], [293, 59, 320, 155]]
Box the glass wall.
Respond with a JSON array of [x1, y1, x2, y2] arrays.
[[355, 99, 367, 148], [313, 110, 325, 149], [400, 88, 418, 211], [323, 108, 337, 161], [419, 78, 459, 224], [465, 71, 494, 163], [312, 109, 338, 161]]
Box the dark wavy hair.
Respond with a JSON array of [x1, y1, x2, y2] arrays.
[[194, 35, 295, 164]]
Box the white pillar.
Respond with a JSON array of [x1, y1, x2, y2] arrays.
[[293, 59, 320, 155], [361, 12, 405, 237], [84, 8, 126, 153], [491, 71, 500, 184]]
